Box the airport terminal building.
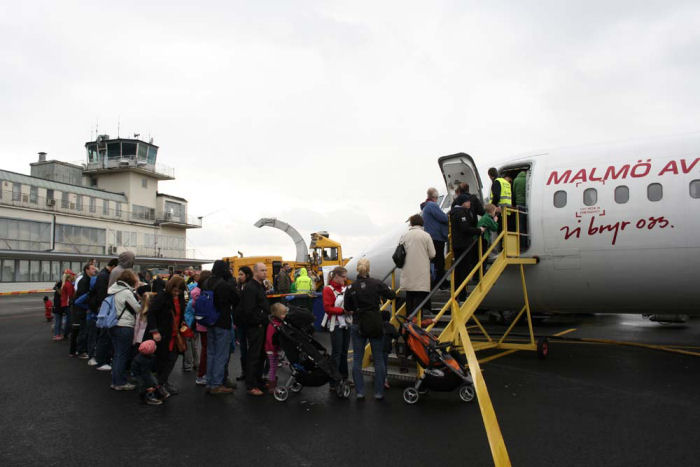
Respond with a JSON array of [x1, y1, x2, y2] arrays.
[[0, 135, 209, 292]]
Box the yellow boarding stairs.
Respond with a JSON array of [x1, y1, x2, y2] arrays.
[[362, 207, 537, 467]]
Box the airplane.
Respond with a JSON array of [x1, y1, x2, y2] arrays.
[[346, 133, 700, 320]]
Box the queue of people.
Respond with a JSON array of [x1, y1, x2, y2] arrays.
[[413, 170, 527, 304], [47, 251, 408, 403]]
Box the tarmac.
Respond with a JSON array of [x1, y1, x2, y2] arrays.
[[1, 293, 700, 466]]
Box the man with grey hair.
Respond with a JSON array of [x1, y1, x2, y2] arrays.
[[240, 262, 270, 396], [421, 187, 449, 289]]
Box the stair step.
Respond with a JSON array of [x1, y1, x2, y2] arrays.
[[362, 365, 417, 382]]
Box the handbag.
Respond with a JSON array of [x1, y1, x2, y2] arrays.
[[174, 331, 187, 353], [392, 242, 407, 268]]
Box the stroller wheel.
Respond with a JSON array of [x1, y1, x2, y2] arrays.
[[459, 384, 475, 403], [403, 387, 420, 404], [336, 381, 351, 399], [273, 386, 289, 402], [290, 381, 303, 393]]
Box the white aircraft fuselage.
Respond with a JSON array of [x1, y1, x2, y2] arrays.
[[347, 134, 700, 315]]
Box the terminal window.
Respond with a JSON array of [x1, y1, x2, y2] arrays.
[[30, 186, 38, 204], [553, 190, 567, 208]]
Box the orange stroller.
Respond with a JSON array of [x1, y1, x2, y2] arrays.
[[397, 315, 475, 404]]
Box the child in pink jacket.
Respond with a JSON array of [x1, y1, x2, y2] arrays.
[[265, 303, 288, 393]]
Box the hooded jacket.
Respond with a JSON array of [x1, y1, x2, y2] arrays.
[[109, 251, 135, 288], [107, 280, 141, 328], [294, 268, 313, 293]]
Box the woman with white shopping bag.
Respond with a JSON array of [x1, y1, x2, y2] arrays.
[[322, 266, 350, 389]]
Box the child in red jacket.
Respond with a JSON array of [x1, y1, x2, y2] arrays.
[[265, 303, 288, 394], [43, 296, 53, 322]]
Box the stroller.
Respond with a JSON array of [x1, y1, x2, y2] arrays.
[[396, 314, 475, 404], [270, 306, 351, 402]]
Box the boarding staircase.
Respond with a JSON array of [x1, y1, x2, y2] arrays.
[[361, 207, 537, 467]]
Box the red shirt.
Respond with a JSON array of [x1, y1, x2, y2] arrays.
[[322, 282, 345, 316], [44, 299, 53, 319], [60, 281, 74, 308]]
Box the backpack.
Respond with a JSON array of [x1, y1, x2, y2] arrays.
[[392, 242, 407, 268], [96, 291, 134, 328], [194, 279, 222, 327], [95, 295, 118, 328]]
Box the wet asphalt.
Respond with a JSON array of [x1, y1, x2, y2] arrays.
[[1, 294, 700, 466]]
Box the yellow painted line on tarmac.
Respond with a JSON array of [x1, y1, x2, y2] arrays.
[[552, 328, 577, 337]]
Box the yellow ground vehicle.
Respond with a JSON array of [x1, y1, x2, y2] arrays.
[[222, 218, 348, 289]]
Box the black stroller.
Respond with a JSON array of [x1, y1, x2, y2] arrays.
[[270, 306, 351, 402]]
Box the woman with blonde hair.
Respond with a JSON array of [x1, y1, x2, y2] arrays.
[[344, 258, 395, 400]]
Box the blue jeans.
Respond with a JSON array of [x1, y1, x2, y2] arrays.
[[206, 327, 232, 388], [109, 326, 134, 386], [351, 325, 386, 397], [53, 311, 65, 336], [330, 326, 350, 382]]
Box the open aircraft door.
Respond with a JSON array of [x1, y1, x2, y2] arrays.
[[438, 153, 484, 205]]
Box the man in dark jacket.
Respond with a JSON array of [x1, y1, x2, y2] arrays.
[[205, 260, 240, 394], [450, 194, 486, 301], [89, 258, 118, 368], [275, 263, 292, 294], [240, 262, 270, 396], [70, 263, 97, 358]]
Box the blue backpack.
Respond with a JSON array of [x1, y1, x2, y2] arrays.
[[96, 295, 117, 328], [194, 279, 221, 327]]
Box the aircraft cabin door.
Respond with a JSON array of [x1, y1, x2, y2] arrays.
[[438, 153, 484, 206]]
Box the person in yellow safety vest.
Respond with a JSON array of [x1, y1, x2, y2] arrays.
[[293, 267, 313, 293]]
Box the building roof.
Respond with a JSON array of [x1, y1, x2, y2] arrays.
[[0, 169, 127, 203], [156, 192, 188, 202]]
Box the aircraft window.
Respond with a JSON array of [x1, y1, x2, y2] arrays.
[[647, 183, 663, 202], [553, 190, 567, 208], [690, 180, 700, 199], [583, 188, 597, 206], [614, 186, 629, 204]]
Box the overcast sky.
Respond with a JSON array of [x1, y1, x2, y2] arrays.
[[2, 1, 700, 261]]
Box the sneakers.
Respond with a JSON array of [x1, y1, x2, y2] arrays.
[[157, 386, 171, 400], [52, 335, 63, 341], [96, 364, 112, 371], [210, 386, 234, 395], [247, 388, 264, 396], [195, 376, 207, 386], [78, 353, 89, 359], [110, 383, 136, 391], [374, 394, 384, 401], [356, 393, 365, 401], [144, 392, 163, 405], [87, 358, 98, 366]]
